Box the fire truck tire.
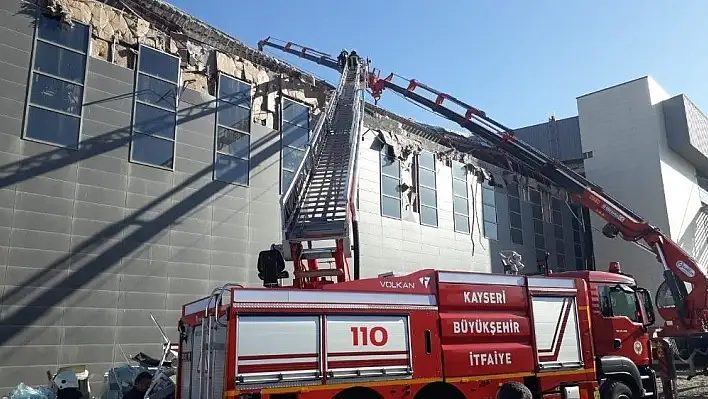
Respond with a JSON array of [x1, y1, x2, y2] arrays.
[[332, 387, 382, 399], [412, 382, 464, 399], [600, 380, 633, 399]]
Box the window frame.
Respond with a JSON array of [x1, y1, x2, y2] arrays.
[[214, 72, 252, 186], [22, 13, 91, 150], [129, 44, 181, 171], [598, 285, 642, 323], [481, 181, 498, 240], [508, 184, 523, 245], [417, 151, 438, 227], [280, 96, 311, 193], [452, 161, 470, 234], [380, 145, 402, 220]]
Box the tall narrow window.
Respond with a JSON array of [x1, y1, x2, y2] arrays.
[[418, 151, 438, 227], [552, 196, 565, 271], [530, 188, 546, 261], [380, 145, 401, 219], [215, 73, 251, 186], [130, 45, 180, 170], [24, 14, 90, 148], [452, 162, 470, 234], [508, 183, 523, 245], [571, 204, 585, 270], [482, 181, 497, 240], [281, 98, 310, 192]]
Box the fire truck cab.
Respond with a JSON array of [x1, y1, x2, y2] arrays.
[[177, 264, 658, 399]]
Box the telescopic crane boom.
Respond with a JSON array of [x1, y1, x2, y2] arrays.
[[257, 37, 708, 336]]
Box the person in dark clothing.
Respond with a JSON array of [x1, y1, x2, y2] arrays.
[[496, 381, 532, 399], [123, 371, 153, 399], [337, 49, 348, 70], [348, 50, 360, 70]]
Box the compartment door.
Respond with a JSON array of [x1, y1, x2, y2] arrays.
[[532, 295, 583, 370]]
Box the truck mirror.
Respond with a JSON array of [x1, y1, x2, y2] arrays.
[[636, 288, 656, 326]]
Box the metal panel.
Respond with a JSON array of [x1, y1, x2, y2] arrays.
[[531, 295, 582, 370]]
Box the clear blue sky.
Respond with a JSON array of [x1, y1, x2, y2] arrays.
[[168, 0, 707, 131]]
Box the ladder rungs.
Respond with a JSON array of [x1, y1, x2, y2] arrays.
[[294, 269, 344, 279], [301, 247, 337, 259]]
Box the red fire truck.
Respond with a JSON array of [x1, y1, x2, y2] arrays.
[[175, 39, 705, 398]]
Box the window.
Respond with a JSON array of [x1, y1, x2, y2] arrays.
[[598, 285, 641, 323], [529, 188, 545, 259], [131, 45, 180, 169], [452, 162, 470, 234], [482, 181, 497, 240], [380, 145, 402, 219], [508, 183, 523, 245], [24, 14, 89, 148], [551, 195, 565, 271], [215, 74, 252, 185], [418, 151, 438, 227], [281, 98, 310, 192], [570, 204, 585, 270], [583, 150, 594, 159]]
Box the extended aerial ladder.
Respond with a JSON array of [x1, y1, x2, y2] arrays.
[[258, 38, 708, 355], [259, 38, 368, 289]]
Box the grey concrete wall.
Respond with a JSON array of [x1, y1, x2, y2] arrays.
[[513, 116, 582, 162]]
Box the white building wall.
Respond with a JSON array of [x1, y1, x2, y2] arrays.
[[576, 77, 671, 294]]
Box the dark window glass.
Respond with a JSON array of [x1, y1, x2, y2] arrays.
[[535, 234, 545, 249], [37, 15, 89, 52], [574, 243, 583, 258], [530, 189, 541, 204], [216, 127, 249, 159], [134, 103, 176, 140], [136, 74, 177, 109], [551, 197, 562, 211], [536, 250, 548, 262], [131, 133, 174, 169], [381, 175, 400, 198], [452, 163, 467, 180], [34, 41, 86, 82], [453, 197, 469, 216], [573, 230, 582, 243], [453, 179, 467, 197], [552, 210, 563, 225], [218, 76, 251, 107], [484, 221, 498, 240], [25, 106, 80, 148], [454, 214, 470, 234], [483, 204, 496, 223], [419, 186, 437, 208], [139, 45, 180, 82], [381, 153, 400, 178], [554, 225, 564, 239], [572, 217, 581, 230], [282, 170, 295, 192], [418, 151, 435, 170], [419, 168, 436, 189], [482, 186, 495, 206], [420, 206, 438, 227], [600, 285, 642, 323], [533, 219, 544, 234], [510, 227, 524, 245], [532, 204, 543, 220], [508, 196, 521, 213], [30, 74, 83, 115], [576, 257, 585, 270], [507, 183, 519, 197], [214, 153, 249, 185], [218, 102, 250, 132], [282, 123, 309, 149], [282, 100, 310, 127], [382, 196, 401, 219], [510, 212, 522, 228], [557, 254, 566, 270], [556, 239, 565, 254], [282, 146, 305, 172]]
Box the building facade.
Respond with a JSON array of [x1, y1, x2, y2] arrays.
[[515, 76, 708, 310], [0, 0, 589, 391]]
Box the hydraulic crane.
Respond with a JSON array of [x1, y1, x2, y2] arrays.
[[257, 37, 708, 367]]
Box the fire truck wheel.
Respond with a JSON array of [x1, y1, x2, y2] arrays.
[[332, 387, 382, 399], [600, 380, 633, 399]]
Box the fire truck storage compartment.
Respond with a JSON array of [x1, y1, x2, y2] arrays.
[[180, 315, 228, 399], [325, 315, 412, 380], [236, 315, 321, 385], [528, 277, 583, 371]]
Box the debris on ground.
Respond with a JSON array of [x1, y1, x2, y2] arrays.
[[658, 374, 708, 398]]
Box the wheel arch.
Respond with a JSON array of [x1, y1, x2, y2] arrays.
[[597, 355, 643, 397], [413, 381, 465, 399], [332, 386, 383, 399]]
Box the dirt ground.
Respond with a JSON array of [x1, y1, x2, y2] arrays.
[[657, 373, 708, 398]]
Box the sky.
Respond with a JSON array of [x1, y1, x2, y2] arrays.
[[166, 0, 708, 132]]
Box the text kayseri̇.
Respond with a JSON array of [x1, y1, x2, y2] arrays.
[[469, 351, 512, 366], [453, 319, 521, 336], [463, 290, 507, 304]]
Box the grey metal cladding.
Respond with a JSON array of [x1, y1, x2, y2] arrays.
[[662, 94, 708, 176], [513, 116, 582, 161]]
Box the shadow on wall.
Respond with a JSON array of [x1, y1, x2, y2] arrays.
[[677, 206, 708, 269], [0, 86, 283, 346]]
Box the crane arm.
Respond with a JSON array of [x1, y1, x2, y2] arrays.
[[257, 37, 708, 335]]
